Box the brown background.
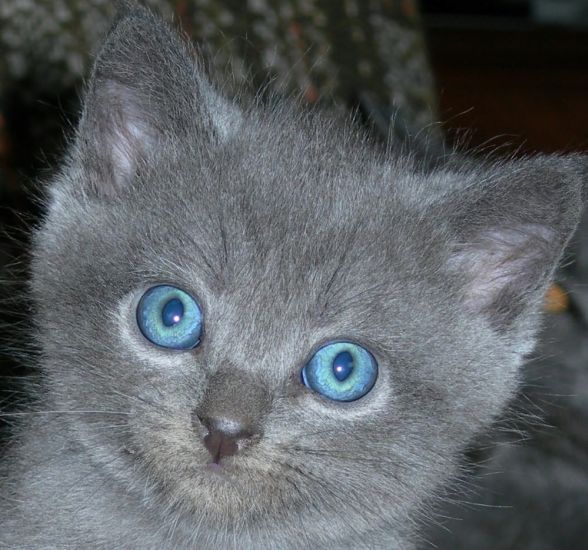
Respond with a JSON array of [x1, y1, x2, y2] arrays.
[[425, 20, 588, 154]]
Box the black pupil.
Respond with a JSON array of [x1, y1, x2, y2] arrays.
[[162, 298, 184, 327], [332, 351, 354, 382]]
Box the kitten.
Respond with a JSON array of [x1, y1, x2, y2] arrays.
[[0, 4, 585, 549]]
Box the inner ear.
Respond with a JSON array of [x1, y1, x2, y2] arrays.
[[86, 80, 160, 189], [441, 155, 584, 332], [448, 222, 558, 325]]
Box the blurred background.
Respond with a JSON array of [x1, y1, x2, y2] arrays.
[[0, 1, 587, 548]]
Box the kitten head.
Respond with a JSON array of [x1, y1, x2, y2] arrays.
[[31, 5, 585, 547]]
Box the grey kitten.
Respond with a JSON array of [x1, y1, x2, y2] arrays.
[[0, 4, 585, 549]]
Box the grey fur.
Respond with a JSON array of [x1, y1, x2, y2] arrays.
[[0, 4, 585, 549]]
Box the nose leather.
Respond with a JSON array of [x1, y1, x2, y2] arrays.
[[199, 415, 253, 463]]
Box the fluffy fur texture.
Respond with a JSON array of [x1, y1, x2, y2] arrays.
[[0, 4, 585, 549]]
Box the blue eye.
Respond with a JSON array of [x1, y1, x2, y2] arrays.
[[301, 342, 378, 402], [136, 285, 203, 349]]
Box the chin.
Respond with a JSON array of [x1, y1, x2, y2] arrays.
[[136, 446, 290, 520]]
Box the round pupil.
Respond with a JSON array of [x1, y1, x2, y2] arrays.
[[162, 298, 184, 327], [332, 351, 354, 382]]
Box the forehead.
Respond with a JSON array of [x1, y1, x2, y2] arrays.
[[134, 113, 416, 253], [130, 140, 418, 280]]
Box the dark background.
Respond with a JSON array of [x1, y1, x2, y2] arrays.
[[423, 0, 588, 154]]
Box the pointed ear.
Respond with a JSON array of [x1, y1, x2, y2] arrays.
[[73, 4, 240, 195], [445, 155, 585, 338]]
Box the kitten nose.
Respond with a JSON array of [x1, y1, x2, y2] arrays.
[[198, 415, 254, 463]]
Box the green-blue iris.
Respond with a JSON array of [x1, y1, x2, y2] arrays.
[[301, 342, 378, 402], [136, 285, 203, 349]]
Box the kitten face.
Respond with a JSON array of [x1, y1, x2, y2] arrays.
[[28, 5, 584, 547]]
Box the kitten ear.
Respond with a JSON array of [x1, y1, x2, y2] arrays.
[[73, 4, 240, 195], [445, 155, 585, 338]]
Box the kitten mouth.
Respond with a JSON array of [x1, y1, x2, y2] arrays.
[[203, 460, 242, 481], [206, 462, 224, 474]]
